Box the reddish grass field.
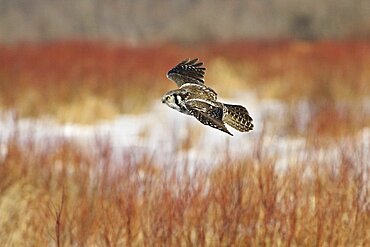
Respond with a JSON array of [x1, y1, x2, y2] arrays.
[[0, 41, 369, 122], [0, 131, 369, 246], [0, 40, 369, 246]]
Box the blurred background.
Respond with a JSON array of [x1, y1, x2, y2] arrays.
[[0, 0, 369, 123], [1, 0, 370, 43], [0, 1, 369, 245]]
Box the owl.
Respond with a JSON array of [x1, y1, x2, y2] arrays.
[[162, 58, 253, 136]]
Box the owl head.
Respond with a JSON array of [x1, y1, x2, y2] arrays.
[[161, 90, 188, 113]]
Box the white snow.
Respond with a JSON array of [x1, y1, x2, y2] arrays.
[[0, 94, 369, 171]]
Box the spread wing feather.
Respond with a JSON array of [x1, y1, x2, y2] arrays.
[[167, 58, 206, 87], [185, 99, 232, 136], [188, 109, 232, 136]]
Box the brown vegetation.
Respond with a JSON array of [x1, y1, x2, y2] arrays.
[[0, 130, 368, 246], [0, 41, 369, 124], [0, 40, 369, 245]]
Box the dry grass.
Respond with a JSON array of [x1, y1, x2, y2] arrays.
[[0, 130, 368, 246], [0, 41, 369, 123], [0, 40, 369, 246], [208, 41, 370, 101]]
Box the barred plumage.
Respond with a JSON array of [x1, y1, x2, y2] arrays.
[[223, 104, 254, 132], [167, 58, 206, 87], [162, 58, 253, 135]]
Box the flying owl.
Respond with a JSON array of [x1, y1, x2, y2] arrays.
[[161, 58, 253, 136]]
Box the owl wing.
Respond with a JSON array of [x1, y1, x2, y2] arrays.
[[185, 99, 232, 136], [180, 83, 217, 101], [167, 58, 206, 87]]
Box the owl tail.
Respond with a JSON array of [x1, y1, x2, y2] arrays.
[[223, 104, 254, 132]]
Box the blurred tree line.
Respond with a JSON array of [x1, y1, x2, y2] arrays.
[[0, 0, 369, 43]]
